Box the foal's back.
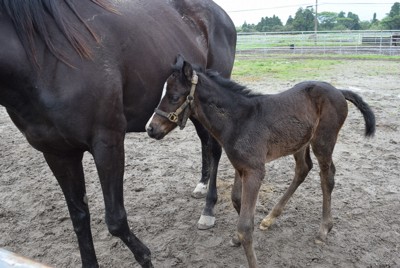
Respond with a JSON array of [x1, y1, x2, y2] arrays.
[[255, 81, 348, 162]]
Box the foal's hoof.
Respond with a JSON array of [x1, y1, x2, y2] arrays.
[[191, 183, 208, 199], [314, 233, 328, 245], [259, 217, 275, 231], [197, 215, 215, 230], [315, 223, 332, 245], [230, 237, 241, 247]]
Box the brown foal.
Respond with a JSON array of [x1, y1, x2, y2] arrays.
[[147, 55, 376, 267]]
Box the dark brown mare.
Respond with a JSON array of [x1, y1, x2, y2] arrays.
[[0, 1, 236, 267], [147, 56, 376, 268]]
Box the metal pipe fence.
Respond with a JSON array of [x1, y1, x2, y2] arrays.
[[236, 30, 400, 56]]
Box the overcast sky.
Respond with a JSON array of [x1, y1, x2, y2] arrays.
[[213, 0, 395, 26]]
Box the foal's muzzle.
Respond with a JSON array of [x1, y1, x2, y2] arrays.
[[146, 124, 166, 140]]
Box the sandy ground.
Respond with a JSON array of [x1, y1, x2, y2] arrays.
[[0, 59, 399, 267]]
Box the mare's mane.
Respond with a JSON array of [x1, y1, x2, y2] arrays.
[[0, 0, 115, 67]]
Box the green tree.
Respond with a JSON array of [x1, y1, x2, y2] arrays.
[[381, 2, 400, 29], [335, 11, 361, 30], [256, 15, 283, 32], [291, 8, 315, 31], [318, 11, 337, 30], [285, 15, 294, 31], [389, 2, 400, 17], [372, 13, 378, 24], [240, 21, 257, 32], [347, 12, 361, 29]]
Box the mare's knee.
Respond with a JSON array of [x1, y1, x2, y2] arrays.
[[71, 210, 90, 235], [106, 212, 129, 237]]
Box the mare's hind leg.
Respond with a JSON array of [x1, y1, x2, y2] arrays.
[[260, 146, 313, 230], [192, 118, 222, 229], [43, 152, 98, 268], [312, 144, 336, 244], [91, 131, 152, 268]]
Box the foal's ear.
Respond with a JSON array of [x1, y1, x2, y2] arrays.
[[175, 54, 185, 69], [182, 60, 193, 82]]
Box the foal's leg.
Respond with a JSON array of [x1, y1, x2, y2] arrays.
[[312, 143, 336, 244], [91, 131, 152, 268], [192, 118, 222, 229], [231, 169, 242, 214], [43, 152, 98, 268], [230, 170, 243, 247], [235, 168, 264, 268], [260, 147, 313, 230]]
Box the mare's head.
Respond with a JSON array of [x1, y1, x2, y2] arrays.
[[146, 55, 198, 140]]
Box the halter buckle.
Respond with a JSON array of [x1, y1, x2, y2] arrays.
[[167, 112, 179, 123]]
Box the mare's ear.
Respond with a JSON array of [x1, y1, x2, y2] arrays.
[[182, 60, 193, 82]]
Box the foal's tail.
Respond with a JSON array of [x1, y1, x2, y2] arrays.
[[341, 90, 376, 137]]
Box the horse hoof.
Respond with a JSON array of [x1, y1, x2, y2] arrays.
[[259, 224, 269, 231], [315, 233, 328, 245], [259, 217, 275, 230], [314, 237, 326, 245], [191, 191, 207, 199], [197, 215, 215, 230], [191, 183, 208, 199], [230, 237, 241, 247]]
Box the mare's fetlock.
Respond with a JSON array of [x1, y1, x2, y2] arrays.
[[192, 182, 208, 198]]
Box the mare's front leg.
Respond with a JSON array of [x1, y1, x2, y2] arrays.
[[191, 118, 222, 229], [44, 152, 98, 268], [91, 130, 152, 268], [235, 168, 264, 268]]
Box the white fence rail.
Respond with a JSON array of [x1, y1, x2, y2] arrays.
[[236, 30, 400, 56], [0, 248, 52, 268]]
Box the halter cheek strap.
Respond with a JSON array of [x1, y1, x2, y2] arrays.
[[154, 71, 198, 130]]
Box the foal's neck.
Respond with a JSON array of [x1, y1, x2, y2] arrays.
[[193, 76, 255, 141]]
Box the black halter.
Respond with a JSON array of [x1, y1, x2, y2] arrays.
[[154, 71, 198, 130]]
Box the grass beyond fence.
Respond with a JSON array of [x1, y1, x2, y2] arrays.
[[231, 53, 400, 82], [236, 30, 400, 56]]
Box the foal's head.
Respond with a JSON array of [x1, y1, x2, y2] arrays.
[[146, 55, 198, 140]]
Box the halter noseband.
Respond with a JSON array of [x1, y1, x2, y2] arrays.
[[154, 71, 198, 130]]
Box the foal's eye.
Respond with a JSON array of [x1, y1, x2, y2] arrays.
[[168, 94, 180, 104]]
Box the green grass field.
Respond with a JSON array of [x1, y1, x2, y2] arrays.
[[231, 54, 400, 82]]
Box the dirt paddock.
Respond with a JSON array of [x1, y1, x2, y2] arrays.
[[0, 59, 399, 267]]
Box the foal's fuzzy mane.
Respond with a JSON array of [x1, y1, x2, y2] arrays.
[[205, 70, 261, 98], [171, 57, 260, 98]]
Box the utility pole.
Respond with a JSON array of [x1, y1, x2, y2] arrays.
[[314, 0, 318, 34], [314, 0, 318, 44], [307, 1, 318, 44]]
